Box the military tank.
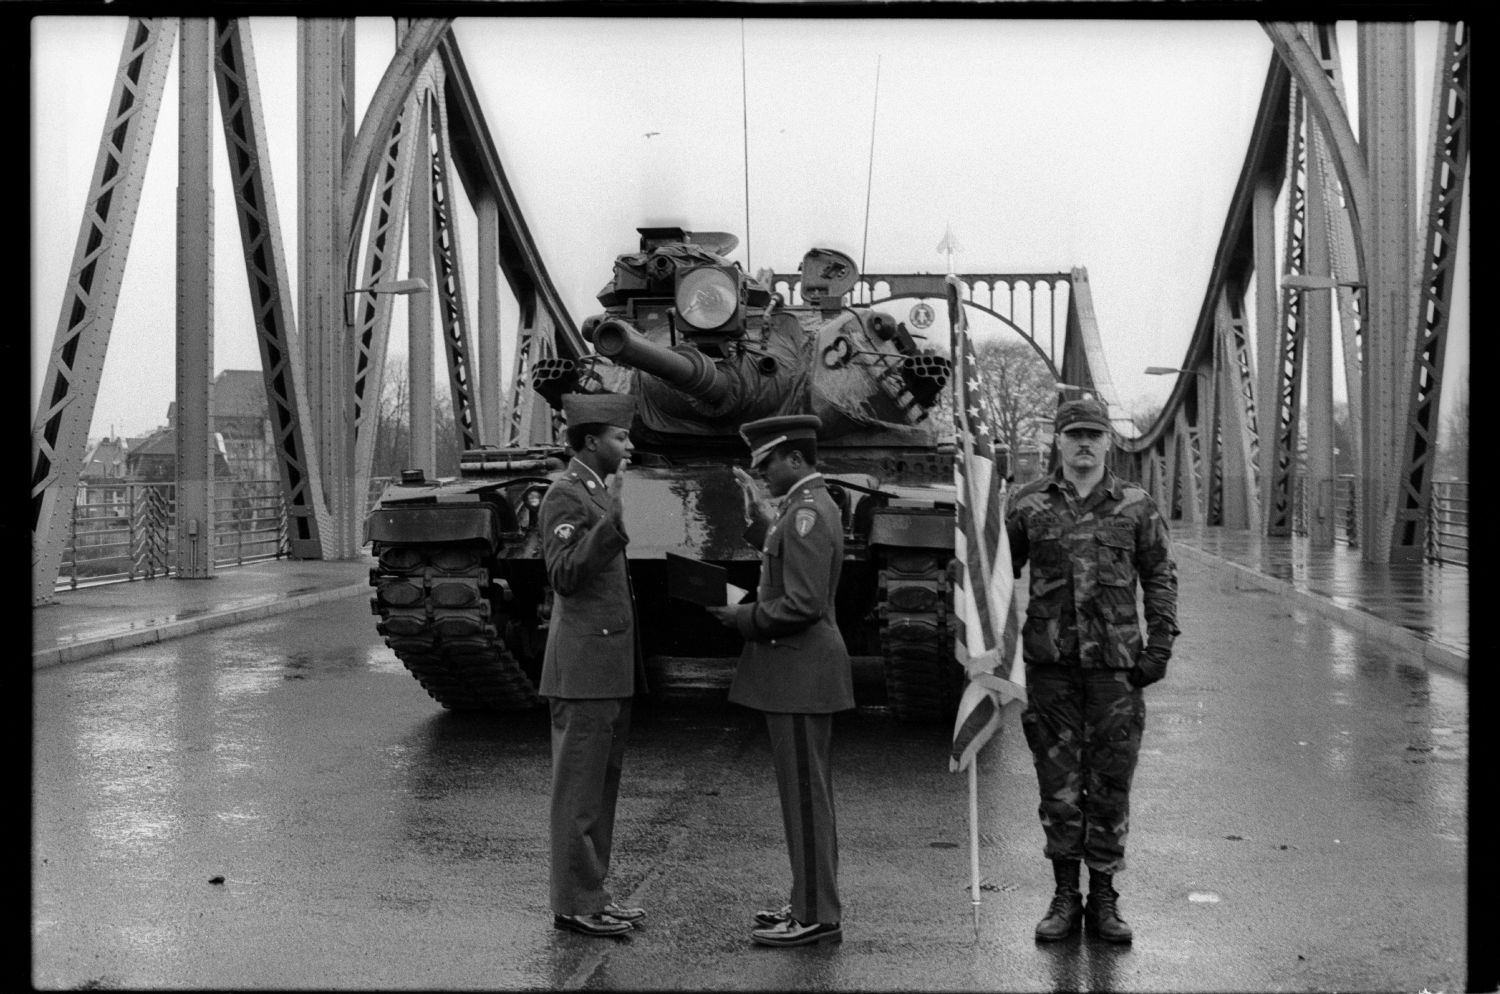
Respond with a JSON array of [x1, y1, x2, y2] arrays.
[[367, 227, 965, 721]]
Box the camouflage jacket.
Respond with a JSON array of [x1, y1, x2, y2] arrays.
[[1005, 467, 1179, 669]]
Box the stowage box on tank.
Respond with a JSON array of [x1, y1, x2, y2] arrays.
[[367, 227, 966, 721]]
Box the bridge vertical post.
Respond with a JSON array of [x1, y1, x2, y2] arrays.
[[299, 19, 356, 557], [1356, 23, 1417, 563], [477, 193, 502, 445], [1175, 406, 1201, 525], [1252, 173, 1281, 531], [407, 93, 436, 479], [1215, 291, 1259, 531], [1303, 126, 1338, 548], [175, 17, 216, 579]]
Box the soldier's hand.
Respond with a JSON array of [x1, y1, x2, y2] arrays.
[[732, 465, 774, 526], [1127, 645, 1170, 688], [607, 459, 629, 526], [704, 604, 737, 628]]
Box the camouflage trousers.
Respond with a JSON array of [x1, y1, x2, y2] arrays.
[[1020, 665, 1146, 874]]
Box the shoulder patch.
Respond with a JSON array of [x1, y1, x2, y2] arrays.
[[552, 522, 575, 542], [794, 507, 817, 537]]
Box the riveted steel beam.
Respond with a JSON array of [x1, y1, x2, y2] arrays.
[[1267, 82, 1307, 537], [1216, 289, 1260, 530], [32, 18, 177, 605], [213, 18, 328, 559], [1392, 22, 1468, 562], [339, 19, 452, 266], [1262, 22, 1369, 281], [176, 18, 216, 579], [407, 88, 436, 480], [437, 34, 579, 361], [476, 192, 502, 445], [349, 71, 427, 522], [1357, 22, 1417, 563], [424, 76, 482, 455], [298, 19, 354, 557]]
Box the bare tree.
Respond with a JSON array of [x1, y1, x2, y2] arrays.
[[373, 357, 463, 480], [970, 338, 1056, 455], [1128, 400, 1164, 437], [1435, 380, 1469, 482]]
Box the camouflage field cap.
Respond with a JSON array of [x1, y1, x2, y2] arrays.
[[1055, 397, 1112, 433], [562, 392, 636, 429], [740, 414, 821, 468]]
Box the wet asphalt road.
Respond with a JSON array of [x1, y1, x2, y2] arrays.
[[32, 554, 1468, 991]]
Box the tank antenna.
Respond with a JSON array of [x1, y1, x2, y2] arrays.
[[859, 56, 881, 282], [740, 20, 752, 274]]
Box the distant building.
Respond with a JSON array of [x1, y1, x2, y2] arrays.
[[211, 370, 278, 481], [76, 436, 132, 510], [159, 369, 276, 481], [124, 427, 232, 482]]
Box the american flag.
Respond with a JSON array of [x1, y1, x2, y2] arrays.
[[947, 275, 1027, 774]]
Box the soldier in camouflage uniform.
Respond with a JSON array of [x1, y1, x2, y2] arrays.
[[1005, 397, 1179, 944]]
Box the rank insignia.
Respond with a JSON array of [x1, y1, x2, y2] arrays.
[[794, 508, 816, 536], [553, 522, 575, 542]]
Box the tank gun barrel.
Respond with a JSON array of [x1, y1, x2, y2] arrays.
[[593, 318, 732, 406]]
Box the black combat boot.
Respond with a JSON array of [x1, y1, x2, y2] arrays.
[[1084, 870, 1133, 943], [1034, 860, 1084, 941]]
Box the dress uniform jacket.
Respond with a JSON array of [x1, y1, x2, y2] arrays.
[[537, 459, 647, 698], [726, 474, 854, 714]]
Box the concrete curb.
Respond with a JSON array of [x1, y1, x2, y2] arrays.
[[1174, 543, 1468, 678], [33, 582, 372, 671]]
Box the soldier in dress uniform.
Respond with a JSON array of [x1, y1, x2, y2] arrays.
[[706, 414, 854, 948], [538, 392, 650, 938]]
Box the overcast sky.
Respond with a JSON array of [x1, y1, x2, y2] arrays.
[[31, 16, 1467, 442]]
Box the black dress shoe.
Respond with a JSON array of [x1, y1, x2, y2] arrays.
[[603, 902, 646, 923], [553, 913, 632, 937], [754, 903, 792, 927], [751, 918, 842, 947]]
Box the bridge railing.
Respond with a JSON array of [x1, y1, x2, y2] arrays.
[[1294, 475, 1466, 566], [1427, 481, 1469, 566], [56, 480, 292, 591]]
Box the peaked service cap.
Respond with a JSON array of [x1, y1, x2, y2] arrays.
[[739, 414, 821, 468], [562, 392, 636, 429]]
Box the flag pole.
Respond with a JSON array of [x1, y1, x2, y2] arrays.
[[969, 759, 982, 938]]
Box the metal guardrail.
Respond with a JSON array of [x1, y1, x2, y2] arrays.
[[1427, 480, 1468, 566], [56, 476, 401, 592], [57, 480, 291, 590], [1292, 474, 1466, 566]]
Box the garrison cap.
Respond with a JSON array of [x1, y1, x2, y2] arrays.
[[739, 414, 821, 468], [562, 392, 636, 429], [1055, 397, 1112, 433]]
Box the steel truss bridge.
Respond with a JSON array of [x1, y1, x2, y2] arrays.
[[32, 19, 1468, 605]]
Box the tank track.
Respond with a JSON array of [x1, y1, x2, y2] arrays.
[[369, 542, 540, 711], [876, 550, 962, 722]]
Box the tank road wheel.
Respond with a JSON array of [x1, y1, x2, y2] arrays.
[[876, 550, 963, 723], [369, 543, 540, 711]]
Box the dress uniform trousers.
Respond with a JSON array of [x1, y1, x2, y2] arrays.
[[765, 711, 841, 925], [548, 697, 632, 915]]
